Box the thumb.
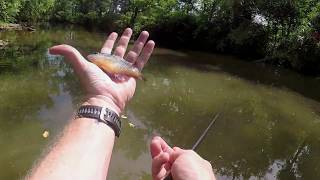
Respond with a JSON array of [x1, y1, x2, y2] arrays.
[[150, 136, 163, 158], [49, 44, 88, 72], [150, 136, 173, 158]]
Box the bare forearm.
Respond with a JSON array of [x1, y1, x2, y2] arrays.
[[27, 97, 118, 180], [27, 28, 154, 180]]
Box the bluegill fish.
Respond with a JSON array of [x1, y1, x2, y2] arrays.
[[87, 53, 143, 79]]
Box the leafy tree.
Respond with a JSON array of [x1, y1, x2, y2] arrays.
[[178, 0, 197, 14], [0, 0, 23, 23], [17, 0, 55, 23], [51, 0, 79, 23], [0, 0, 319, 74], [117, 0, 156, 29]]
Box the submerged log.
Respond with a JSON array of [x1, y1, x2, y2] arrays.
[[25, 26, 36, 31], [0, 23, 23, 31]]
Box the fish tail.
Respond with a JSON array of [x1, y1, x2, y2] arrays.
[[142, 77, 147, 81], [138, 75, 147, 81]]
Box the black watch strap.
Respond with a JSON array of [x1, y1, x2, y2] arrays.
[[77, 105, 121, 137]]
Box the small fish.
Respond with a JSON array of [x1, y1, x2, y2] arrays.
[[87, 53, 143, 79]]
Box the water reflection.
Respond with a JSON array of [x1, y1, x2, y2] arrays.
[[1, 28, 320, 179]]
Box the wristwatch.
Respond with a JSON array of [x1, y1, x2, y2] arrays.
[[77, 105, 121, 137]]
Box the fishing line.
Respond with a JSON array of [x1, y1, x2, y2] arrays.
[[164, 113, 221, 180]]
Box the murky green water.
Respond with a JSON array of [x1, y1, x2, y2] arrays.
[[1, 27, 320, 180]]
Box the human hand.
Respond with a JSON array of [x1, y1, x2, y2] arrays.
[[150, 136, 173, 180], [150, 136, 215, 180], [169, 147, 216, 180], [49, 28, 155, 114]]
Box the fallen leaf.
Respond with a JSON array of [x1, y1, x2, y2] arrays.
[[128, 122, 135, 128], [121, 115, 128, 119], [42, 130, 49, 138]]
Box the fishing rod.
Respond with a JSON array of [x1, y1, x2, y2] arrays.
[[164, 113, 220, 180]]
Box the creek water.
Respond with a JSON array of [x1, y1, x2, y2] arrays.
[[1, 27, 320, 180]]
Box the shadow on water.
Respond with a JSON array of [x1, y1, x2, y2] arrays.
[[153, 49, 320, 103]]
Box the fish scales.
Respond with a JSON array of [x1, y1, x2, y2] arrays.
[[87, 53, 143, 79]]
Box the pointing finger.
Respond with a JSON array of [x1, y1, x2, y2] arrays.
[[151, 137, 163, 158], [150, 136, 173, 159]]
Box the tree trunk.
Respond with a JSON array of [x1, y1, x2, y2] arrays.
[[130, 7, 138, 28]]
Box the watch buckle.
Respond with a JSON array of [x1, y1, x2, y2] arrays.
[[99, 107, 107, 123]]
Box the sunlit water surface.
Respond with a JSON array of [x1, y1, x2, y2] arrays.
[[1, 27, 320, 180]]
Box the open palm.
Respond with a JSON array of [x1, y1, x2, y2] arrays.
[[49, 28, 155, 113]]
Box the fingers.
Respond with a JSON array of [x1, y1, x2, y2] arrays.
[[150, 136, 173, 158], [100, 29, 155, 71], [101, 32, 118, 54], [125, 31, 149, 63], [169, 147, 187, 163], [114, 28, 133, 58], [49, 44, 87, 71], [158, 137, 173, 154], [151, 137, 163, 158], [135, 40, 155, 70], [101, 29, 154, 69], [152, 152, 170, 180]]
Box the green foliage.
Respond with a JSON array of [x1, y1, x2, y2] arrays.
[[0, 0, 23, 22], [117, 0, 157, 30], [50, 0, 79, 23], [18, 0, 55, 23], [261, 0, 320, 73], [0, 0, 319, 74]]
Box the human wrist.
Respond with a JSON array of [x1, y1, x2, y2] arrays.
[[79, 95, 122, 137], [82, 95, 122, 115]]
